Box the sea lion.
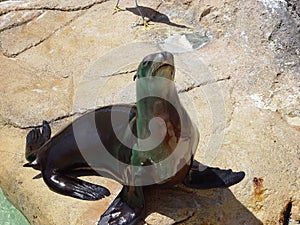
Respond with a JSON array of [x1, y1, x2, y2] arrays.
[[24, 52, 245, 225]]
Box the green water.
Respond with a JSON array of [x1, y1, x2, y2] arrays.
[[0, 188, 30, 225]]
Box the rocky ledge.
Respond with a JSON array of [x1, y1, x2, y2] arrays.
[[0, 0, 299, 224]]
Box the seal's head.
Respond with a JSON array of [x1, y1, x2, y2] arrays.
[[134, 51, 175, 81], [134, 52, 177, 103]]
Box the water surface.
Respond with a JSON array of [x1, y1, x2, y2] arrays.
[[0, 188, 29, 225]]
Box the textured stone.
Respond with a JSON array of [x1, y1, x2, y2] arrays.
[[0, 0, 299, 224]]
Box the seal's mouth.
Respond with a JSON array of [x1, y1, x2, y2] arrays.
[[133, 63, 174, 81], [153, 64, 175, 80]]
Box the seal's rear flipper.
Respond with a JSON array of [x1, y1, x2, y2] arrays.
[[183, 161, 245, 189], [25, 121, 51, 161], [42, 171, 110, 200], [98, 186, 144, 225]]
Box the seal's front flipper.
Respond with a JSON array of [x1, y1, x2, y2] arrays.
[[25, 121, 51, 161], [42, 171, 110, 200], [98, 186, 144, 225], [98, 197, 143, 225], [183, 161, 245, 189]]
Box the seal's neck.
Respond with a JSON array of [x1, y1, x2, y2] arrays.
[[136, 97, 168, 139]]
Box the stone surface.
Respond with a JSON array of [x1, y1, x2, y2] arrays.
[[0, 0, 299, 224]]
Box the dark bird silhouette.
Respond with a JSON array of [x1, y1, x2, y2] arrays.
[[115, 0, 190, 28], [115, 0, 149, 27]]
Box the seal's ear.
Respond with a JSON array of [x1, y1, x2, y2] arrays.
[[133, 74, 137, 81]]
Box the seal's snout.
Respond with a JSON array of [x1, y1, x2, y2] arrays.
[[161, 51, 173, 61], [157, 51, 174, 66], [142, 51, 174, 66]]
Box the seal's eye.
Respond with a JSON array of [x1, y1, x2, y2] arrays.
[[142, 61, 150, 67], [133, 74, 137, 81]]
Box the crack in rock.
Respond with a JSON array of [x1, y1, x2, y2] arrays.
[[105, 69, 137, 77], [173, 211, 195, 225], [0, 0, 110, 16], [1, 112, 80, 130], [0, 11, 83, 58], [0, 11, 43, 33], [0, 0, 110, 58], [178, 76, 231, 93]]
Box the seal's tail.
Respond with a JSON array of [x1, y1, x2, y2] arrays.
[[25, 120, 51, 162]]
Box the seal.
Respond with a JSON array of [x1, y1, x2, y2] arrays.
[[24, 52, 245, 225]]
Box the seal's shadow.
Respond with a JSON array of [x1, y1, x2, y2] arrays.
[[125, 6, 190, 28], [31, 171, 262, 224], [142, 186, 263, 225]]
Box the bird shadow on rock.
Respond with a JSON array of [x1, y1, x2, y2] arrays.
[[142, 185, 263, 225], [125, 6, 191, 29]]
